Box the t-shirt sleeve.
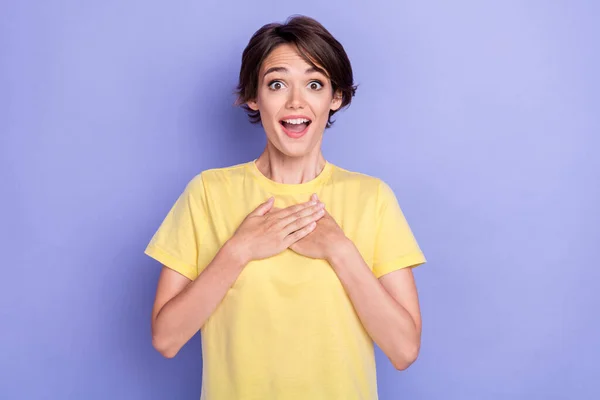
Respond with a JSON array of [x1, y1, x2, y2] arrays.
[[143, 174, 208, 280], [372, 180, 426, 278]]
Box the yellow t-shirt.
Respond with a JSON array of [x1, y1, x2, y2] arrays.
[[144, 160, 426, 400]]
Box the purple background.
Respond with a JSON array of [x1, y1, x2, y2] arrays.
[[2, 1, 599, 399]]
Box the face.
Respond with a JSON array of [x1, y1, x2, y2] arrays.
[[247, 43, 342, 158]]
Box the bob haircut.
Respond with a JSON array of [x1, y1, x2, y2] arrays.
[[235, 15, 357, 128]]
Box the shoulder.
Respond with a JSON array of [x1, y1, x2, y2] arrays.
[[329, 163, 388, 196], [185, 161, 251, 189], [328, 163, 402, 212]]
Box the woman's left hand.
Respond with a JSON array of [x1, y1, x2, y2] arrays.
[[288, 194, 350, 262]]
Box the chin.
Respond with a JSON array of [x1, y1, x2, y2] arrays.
[[272, 141, 314, 158]]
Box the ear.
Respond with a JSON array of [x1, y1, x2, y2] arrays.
[[330, 90, 343, 111], [247, 99, 259, 111]]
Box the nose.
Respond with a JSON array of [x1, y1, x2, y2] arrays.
[[286, 86, 305, 109]]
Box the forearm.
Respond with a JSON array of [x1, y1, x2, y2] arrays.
[[329, 242, 420, 370], [152, 240, 246, 357]]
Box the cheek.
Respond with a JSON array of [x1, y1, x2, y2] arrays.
[[314, 98, 334, 118], [257, 92, 283, 118], [310, 93, 334, 110]]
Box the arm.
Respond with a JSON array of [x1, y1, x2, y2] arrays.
[[150, 198, 324, 358], [151, 240, 245, 358], [329, 240, 422, 370]]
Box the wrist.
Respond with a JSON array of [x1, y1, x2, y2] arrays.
[[327, 238, 355, 266], [221, 238, 250, 269]]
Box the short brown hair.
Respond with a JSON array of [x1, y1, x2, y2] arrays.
[[235, 15, 357, 128]]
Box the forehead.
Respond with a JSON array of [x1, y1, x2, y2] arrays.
[[260, 43, 324, 74]]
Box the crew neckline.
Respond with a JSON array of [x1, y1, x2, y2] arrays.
[[247, 159, 334, 194]]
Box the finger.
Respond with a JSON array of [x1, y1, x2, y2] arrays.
[[277, 202, 323, 228], [281, 206, 325, 235], [312, 194, 323, 209], [272, 199, 316, 219], [250, 197, 274, 216], [283, 221, 317, 247]]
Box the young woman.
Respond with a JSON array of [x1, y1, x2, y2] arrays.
[[145, 15, 426, 400]]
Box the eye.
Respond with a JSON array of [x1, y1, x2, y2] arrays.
[[268, 80, 285, 90], [308, 80, 323, 90]]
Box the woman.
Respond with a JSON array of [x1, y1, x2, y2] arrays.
[[145, 15, 426, 400]]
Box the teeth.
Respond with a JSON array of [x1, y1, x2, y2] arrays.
[[282, 118, 310, 124]]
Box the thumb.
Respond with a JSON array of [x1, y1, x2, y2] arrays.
[[252, 197, 274, 216]]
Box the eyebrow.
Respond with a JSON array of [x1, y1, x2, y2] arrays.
[[263, 66, 326, 79]]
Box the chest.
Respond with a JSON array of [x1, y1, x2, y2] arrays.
[[199, 182, 378, 271]]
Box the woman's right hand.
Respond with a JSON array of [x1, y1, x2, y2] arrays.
[[228, 197, 325, 264]]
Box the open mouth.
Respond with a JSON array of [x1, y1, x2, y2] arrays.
[[279, 118, 312, 136]]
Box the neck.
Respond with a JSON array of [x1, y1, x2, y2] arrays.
[[254, 144, 326, 185]]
